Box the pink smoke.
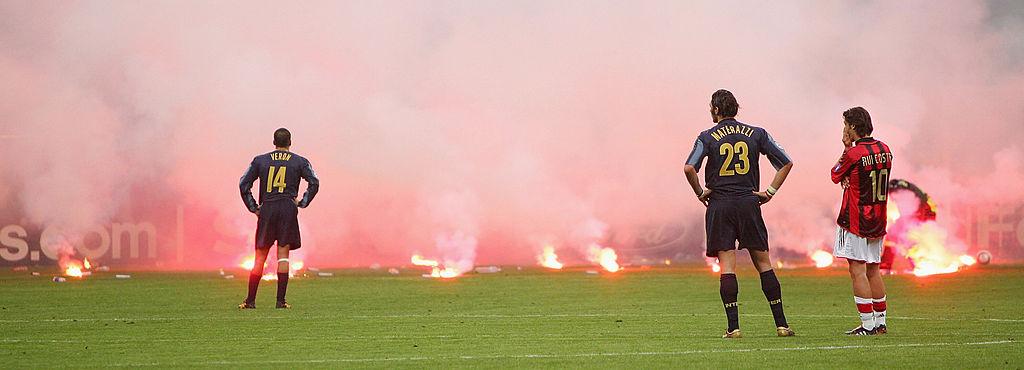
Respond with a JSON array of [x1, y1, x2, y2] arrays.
[[0, 1, 1022, 269]]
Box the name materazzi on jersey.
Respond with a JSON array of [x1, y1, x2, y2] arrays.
[[710, 124, 755, 141]]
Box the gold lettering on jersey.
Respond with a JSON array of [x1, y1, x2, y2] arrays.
[[859, 152, 893, 167], [271, 152, 292, 161], [710, 125, 755, 142]]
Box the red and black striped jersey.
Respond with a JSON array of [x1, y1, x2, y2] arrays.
[[831, 137, 893, 238]]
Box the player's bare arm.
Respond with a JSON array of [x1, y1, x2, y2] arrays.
[[753, 161, 793, 205], [684, 164, 712, 206]]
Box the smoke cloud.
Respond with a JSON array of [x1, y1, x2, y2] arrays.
[[1, 1, 1022, 268]]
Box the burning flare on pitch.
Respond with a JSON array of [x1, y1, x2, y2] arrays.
[[537, 245, 564, 269], [586, 244, 620, 273], [705, 257, 721, 273], [411, 254, 439, 267], [63, 261, 84, 277], [885, 183, 977, 277], [410, 254, 463, 278], [905, 222, 975, 277], [57, 247, 91, 278], [886, 200, 902, 229], [810, 250, 834, 268], [237, 254, 304, 281]]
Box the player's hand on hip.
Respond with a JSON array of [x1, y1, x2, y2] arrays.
[[753, 191, 772, 204], [697, 189, 712, 207], [841, 177, 850, 189], [292, 198, 300, 207]]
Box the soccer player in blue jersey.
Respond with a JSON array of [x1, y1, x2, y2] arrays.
[[238, 128, 319, 309], [684, 90, 795, 338]]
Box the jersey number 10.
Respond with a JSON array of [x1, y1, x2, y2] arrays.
[[718, 142, 750, 176], [867, 169, 889, 203], [266, 166, 287, 193]]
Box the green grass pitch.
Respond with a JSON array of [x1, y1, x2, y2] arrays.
[[1, 264, 1022, 368]]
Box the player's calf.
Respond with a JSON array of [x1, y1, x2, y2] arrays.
[[720, 273, 740, 335], [276, 256, 290, 308], [758, 269, 790, 329]]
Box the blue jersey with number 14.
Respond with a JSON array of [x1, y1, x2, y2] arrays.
[[239, 150, 319, 212], [685, 118, 791, 201]]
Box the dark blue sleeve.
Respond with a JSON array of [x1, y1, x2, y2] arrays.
[[297, 158, 319, 208], [760, 130, 792, 170], [684, 137, 707, 171], [239, 158, 260, 213]]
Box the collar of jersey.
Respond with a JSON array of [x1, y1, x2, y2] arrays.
[[715, 118, 738, 125], [855, 137, 875, 144]]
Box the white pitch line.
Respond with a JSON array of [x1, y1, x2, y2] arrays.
[[105, 340, 1017, 367], [2, 313, 1022, 323]]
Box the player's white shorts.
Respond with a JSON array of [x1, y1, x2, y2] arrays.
[[833, 226, 883, 263]]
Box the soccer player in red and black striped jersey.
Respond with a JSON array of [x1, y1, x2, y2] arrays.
[[831, 107, 892, 335], [238, 128, 319, 309]]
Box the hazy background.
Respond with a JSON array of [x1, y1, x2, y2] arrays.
[[1, 0, 1022, 269]]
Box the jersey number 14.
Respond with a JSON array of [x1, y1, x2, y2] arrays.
[[266, 166, 287, 193]]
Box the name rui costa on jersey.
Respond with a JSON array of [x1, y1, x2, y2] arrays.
[[860, 152, 892, 167]]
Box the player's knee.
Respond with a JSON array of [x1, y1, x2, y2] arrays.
[[847, 264, 866, 277], [866, 268, 882, 279]]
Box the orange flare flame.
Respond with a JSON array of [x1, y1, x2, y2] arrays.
[[886, 199, 901, 225], [906, 222, 971, 276], [64, 262, 84, 277], [411, 254, 464, 278], [537, 246, 564, 269], [239, 256, 255, 270], [430, 267, 460, 278], [705, 257, 721, 273], [810, 250, 834, 268], [238, 254, 304, 278], [587, 245, 619, 273], [411, 254, 439, 267]]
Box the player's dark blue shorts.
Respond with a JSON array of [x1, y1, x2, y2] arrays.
[[704, 197, 769, 257], [255, 199, 301, 250]]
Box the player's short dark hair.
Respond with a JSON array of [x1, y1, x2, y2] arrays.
[[273, 128, 291, 147], [843, 107, 873, 137], [711, 89, 739, 117]]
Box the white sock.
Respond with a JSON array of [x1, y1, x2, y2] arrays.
[[873, 296, 887, 327], [855, 296, 875, 330]]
